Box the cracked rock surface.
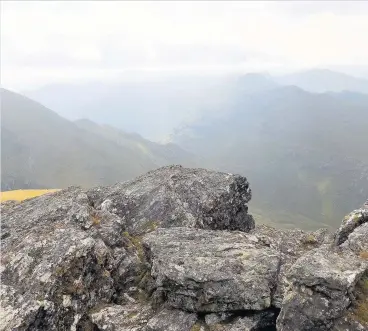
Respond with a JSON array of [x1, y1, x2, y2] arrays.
[[1, 166, 367, 330]]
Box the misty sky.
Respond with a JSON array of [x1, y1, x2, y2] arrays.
[[2, 1, 368, 90]]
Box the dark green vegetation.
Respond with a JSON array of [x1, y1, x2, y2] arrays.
[[1, 88, 195, 190]]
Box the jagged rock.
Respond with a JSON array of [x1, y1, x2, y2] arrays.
[[0, 187, 134, 330], [224, 310, 277, 331], [87, 165, 254, 234], [252, 225, 331, 307], [334, 203, 368, 246], [205, 312, 233, 325], [0, 166, 254, 330], [202, 310, 277, 331], [277, 229, 368, 331], [1, 165, 367, 331], [90, 303, 153, 331], [145, 308, 197, 331], [143, 227, 280, 312], [92, 305, 197, 331]]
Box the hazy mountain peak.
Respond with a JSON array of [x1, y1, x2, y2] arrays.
[[276, 69, 368, 93], [1, 90, 197, 190]]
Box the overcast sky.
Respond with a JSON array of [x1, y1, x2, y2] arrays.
[[2, 1, 368, 90]]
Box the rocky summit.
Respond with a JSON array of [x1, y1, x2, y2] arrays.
[[1, 165, 367, 331]]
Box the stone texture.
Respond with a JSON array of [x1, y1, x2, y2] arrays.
[[90, 303, 153, 331], [224, 310, 277, 331], [252, 224, 331, 307], [277, 214, 368, 331], [87, 165, 254, 234], [0, 166, 254, 330], [202, 310, 277, 331], [334, 203, 368, 246], [0, 187, 136, 331], [143, 227, 280, 312], [1, 165, 367, 331], [145, 308, 197, 331]]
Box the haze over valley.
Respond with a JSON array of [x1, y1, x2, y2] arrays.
[[2, 1, 368, 230]]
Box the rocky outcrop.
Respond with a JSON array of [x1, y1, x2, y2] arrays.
[[143, 227, 280, 312], [87, 165, 254, 234], [277, 200, 368, 331], [1, 166, 367, 331]]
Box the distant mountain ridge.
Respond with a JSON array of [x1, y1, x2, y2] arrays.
[[22, 69, 368, 141], [172, 85, 368, 229], [0, 88, 194, 190], [276, 69, 368, 94], [74, 118, 198, 167], [3, 69, 368, 230]]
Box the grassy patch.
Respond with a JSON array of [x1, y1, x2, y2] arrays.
[[302, 234, 318, 246], [123, 232, 144, 261], [0, 189, 59, 202], [351, 274, 368, 326], [141, 220, 159, 232], [91, 214, 101, 226], [190, 323, 202, 331]]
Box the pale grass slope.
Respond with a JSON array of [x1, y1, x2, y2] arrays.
[[0, 189, 59, 202]]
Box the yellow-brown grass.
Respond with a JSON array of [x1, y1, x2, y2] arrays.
[[0, 189, 59, 202]]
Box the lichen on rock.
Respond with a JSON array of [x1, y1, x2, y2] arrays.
[[1, 166, 367, 331]]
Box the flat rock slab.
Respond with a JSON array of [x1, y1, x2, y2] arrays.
[[143, 227, 281, 312]]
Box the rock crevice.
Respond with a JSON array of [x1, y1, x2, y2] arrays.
[[1, 166, 367, 331]]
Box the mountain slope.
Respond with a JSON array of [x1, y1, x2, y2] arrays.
[[172, 86, 368, 229], [74, 118, 199, 167], [1, 88, 183, 189], [23, 74, 278, 140], [276, 69, 368, 93]]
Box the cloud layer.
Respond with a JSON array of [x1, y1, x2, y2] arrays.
[[2, 1, 368, 90]]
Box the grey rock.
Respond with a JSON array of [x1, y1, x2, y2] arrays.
[[277, 202, 368, 331], [276, 245, 368, 331], [203, 310, 277, 331], [145, 308, 197, 331], [205, 312, 232, 325], [333, 313, 367, 331], [143, 227, 280, 312], [0, 166, 254, 330], [341, 222, 368, 254], [252, 224, 330, 307], [90, 303, 153, 331], [87, 165, 254, 234], [0, 188, 143, 330], [1, 165, 367, 331], [225, 310, 277, 331], [334, 205, 368, 246]]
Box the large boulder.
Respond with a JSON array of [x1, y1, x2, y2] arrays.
[[251, 225, 331, 307], [277, 201, 368, 331], [276, 247, 367, 330], [0, 166, 254, 330], [0, 188, 132, 330], [1, 164, 367, 331], [87, 165, 254, 234], [143, 227, 281, 312]]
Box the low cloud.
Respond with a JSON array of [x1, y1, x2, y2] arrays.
[[2, 1, 368, 90]]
